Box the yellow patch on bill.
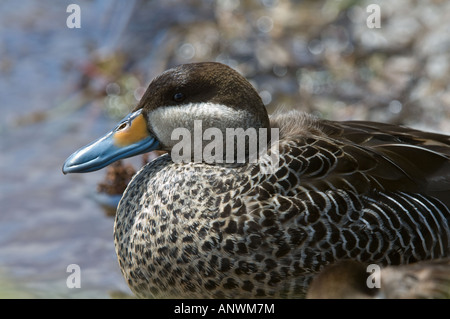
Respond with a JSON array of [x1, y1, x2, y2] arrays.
[[113, 114, 149, 147]]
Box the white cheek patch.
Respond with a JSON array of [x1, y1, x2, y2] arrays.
[[148, 103, 255, 148]]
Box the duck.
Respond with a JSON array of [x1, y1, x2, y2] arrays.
[[306, 258, 450, 299], [63, 62, 450, 298]]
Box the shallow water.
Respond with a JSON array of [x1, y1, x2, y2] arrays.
[[0, 0, 133, 298]]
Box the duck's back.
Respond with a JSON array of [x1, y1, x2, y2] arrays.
[[114, 111, 450, 298]]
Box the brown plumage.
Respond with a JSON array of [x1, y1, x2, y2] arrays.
[[271, 111, 450, 207]]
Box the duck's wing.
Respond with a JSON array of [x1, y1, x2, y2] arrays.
[[318, 119, 450, 206], [251, 112, 450, 272], [270, 111, 450, 204]]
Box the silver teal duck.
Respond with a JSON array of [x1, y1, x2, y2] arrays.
[[63, 62, 450, 298]]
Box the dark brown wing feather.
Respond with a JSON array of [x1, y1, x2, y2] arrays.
[[270, 111, 450, 205], [269, 112, 450, 207], [318, 120, 450, 205]]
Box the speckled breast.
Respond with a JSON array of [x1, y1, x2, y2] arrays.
[[114, 146, 450, 298]]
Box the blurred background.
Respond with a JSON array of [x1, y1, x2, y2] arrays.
[[0, 0, 449, 298]]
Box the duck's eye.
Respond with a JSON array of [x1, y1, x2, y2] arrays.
[[116, 121, 129, 131], [173, 92, 185, 102]]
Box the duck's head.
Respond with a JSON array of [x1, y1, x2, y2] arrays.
[[62, 62, 270, 173]]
